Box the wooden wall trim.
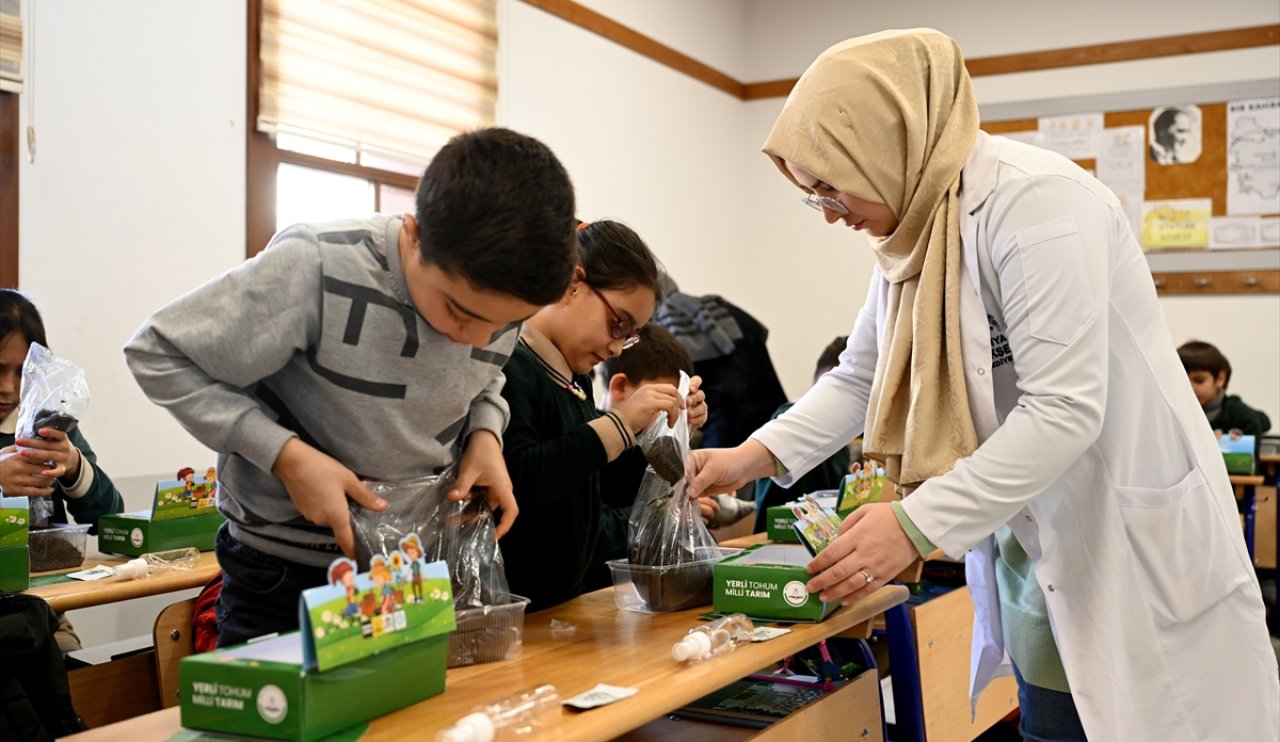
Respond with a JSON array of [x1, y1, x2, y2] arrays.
[[519, 0, 1279, 103], [517, 0, 745, 99], [0, 92, 18, 287], [967, 24, 1279, 77]]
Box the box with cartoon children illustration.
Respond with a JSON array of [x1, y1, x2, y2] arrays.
[[180, 542, 455, 742], [98, 466, 225, 556]]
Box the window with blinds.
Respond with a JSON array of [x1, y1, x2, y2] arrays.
[[258, 0, 497, 170], [0, 0, 22, 94]]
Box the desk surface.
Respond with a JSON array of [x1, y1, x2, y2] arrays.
[[26, 549, 219, 613], [66, 583, 909, 742]]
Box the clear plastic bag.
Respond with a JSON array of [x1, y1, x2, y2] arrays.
[[635, 372, 692, 485], [627, 372, 719, 609], [350, 466, 527, 666], [16, 343, 90, 530]]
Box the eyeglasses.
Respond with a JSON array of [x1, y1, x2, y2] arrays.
[[587, 285, 641, 350], [801, 193, 849, 215]]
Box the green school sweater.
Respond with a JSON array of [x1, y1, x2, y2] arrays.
[[499, 345, 649, 611]]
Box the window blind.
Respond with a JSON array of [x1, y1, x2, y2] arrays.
[[0, 0, 22, 93], [259, 0, 497, 169]]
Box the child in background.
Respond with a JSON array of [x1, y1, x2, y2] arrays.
[[126, 128, 578, 647], [584, 323, 743, 590], [752, 336, 851, 532], [498, 221, 708, 611], [0, 289, 125, 653], [0, 290, 124, 527], [1178, 340, 1272, 435]]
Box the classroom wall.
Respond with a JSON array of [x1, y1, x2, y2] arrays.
[[499, 0, 756, 301], [18, 0, 245, 489]]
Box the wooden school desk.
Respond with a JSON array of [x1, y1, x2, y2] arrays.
[[65, 583, 910, 742], [25, 548, 220, 613]]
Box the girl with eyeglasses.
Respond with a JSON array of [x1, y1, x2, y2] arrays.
[[497, 219, 709, 612], [684, 29, 1276, 741]]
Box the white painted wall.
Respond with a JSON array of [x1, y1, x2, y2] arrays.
[[19, 0, 243, 487], [498, 1, 756, 300]]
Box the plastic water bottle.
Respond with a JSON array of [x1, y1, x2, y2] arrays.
[[114, 547, 201, 580], [672, 613, 754, 662], [437, 684, 560, 741]]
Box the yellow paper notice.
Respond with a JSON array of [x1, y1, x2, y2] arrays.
[[1141, 198, 1212, 249]]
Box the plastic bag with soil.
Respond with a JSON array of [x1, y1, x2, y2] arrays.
[[350, 465, 527, 665], [16, 343, 90, 530], [626, 371, 719, 610]]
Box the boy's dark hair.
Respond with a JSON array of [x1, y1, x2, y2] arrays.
[[1178, 340, 1232, 385], [415, 127, 577, 306], [601, 324, 692, 383], [815, 336, 847, 382], [0, 289, 49, 350], [576, 220, 661, 301]]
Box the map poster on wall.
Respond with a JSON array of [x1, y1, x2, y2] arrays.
[[1226, 97, 1280, 216], [1141, 198, 1212, 250]]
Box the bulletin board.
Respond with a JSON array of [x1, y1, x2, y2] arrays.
[[981, 100, 1280, 295]]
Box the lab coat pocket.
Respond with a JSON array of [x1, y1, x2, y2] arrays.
[[1014, 217, 1093, 346], [1114, 469, 1251, 627]]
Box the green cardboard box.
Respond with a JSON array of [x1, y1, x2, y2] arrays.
[[97, 509, 225, 556], [0, 545, 29, 591], [765, 492, 838, 543], [1, 497, 30, 591], [713, 544, 836, 622], [180, 631, 447, 741]]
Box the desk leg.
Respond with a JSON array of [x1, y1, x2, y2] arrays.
[[885, 602, 925, 742]]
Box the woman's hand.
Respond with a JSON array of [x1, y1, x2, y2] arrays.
[[450, 430, 518, 539], [613, 382, 683, 434], [804, 502, 918, 606], [685, 439, 777, 499]]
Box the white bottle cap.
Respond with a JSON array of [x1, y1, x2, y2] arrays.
[[439, 712, 495, 742], [114, 558, 148, 580], [672, 631, 712, 661]]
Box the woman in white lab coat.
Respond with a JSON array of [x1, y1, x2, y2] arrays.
[[687, 29, 1278, 741]]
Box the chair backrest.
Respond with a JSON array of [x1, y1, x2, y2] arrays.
[[152, 597, 197, 708]]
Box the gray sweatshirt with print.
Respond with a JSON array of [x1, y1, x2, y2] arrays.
[[124, 215, 516, 567]]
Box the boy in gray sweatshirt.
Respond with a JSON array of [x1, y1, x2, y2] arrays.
[[125, 128, 577, 647]]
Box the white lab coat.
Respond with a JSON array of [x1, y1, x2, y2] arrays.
[[755, 132, 1279, 741]]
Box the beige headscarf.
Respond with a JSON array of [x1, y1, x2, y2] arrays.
[[763, 29, 980, 491]]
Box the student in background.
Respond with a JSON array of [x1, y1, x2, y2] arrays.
[[752, 336, 851, 532], [0, 289, 125, 654], [686, 29, 1276, 740], [1178, 340, 1272, 435], [585, 324, 748, 590], [0, 290, 124, 528], [126, 128, 578, 647], [499, 221, 708, 611]]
